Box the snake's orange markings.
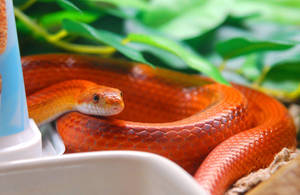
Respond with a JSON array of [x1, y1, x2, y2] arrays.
[[22, 54, 296, 195], [27, 79, 124, 125], [0, 0, 7, 54]]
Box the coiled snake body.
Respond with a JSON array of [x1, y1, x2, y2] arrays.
[[21, 54, 296, 195], [1, 1, 295, 193]]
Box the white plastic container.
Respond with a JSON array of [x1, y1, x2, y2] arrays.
[[0, 119, 41, 162], [0, 151, 207, 195], [0, 0, 42, 162]]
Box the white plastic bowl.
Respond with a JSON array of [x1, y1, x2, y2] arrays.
[[0, 151, 207, 195], [0, 120, 42, 162]]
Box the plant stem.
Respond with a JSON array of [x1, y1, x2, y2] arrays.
[[14, 8, 115, 55], [254, 85, 300, 102], [225, 64, 300, 101], [252, 66, 270, 87], [289, 85, 300, 100], [218, 60, 227, 71], [52, 41, 115, 54], [48, 30, 68, 42], [19, 0, 37, 11], [14, 8, 48, 37], [122, 38, 130, 45]]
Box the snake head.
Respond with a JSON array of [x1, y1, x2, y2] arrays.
[[76, 86, 124, 116]]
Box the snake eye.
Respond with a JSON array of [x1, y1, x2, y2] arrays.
[[93, 94, 100, 103]]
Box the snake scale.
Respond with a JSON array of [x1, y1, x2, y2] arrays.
[[21, 54, 296, 195]]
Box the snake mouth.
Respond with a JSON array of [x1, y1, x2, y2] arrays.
[[0, 0, 7, 54]]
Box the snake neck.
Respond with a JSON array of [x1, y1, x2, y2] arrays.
[[27, 80, 86, 125]]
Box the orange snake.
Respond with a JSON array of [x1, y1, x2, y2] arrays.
[[0, 1, 296, 193], [20, 54, 296, 195], [0, 0, 7, 54]]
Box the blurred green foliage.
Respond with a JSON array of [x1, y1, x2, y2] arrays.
[[13, 0, 300, 100]]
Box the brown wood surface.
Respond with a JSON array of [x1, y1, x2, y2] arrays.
[[248, 154, 300, 195]]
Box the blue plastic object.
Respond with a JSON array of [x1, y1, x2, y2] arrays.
[[0, 0, 29, 136]]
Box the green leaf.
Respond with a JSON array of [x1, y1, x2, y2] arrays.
[[13, 0, 29, 6], [261, 80, 299, 93], [81, 1, 136, 19], [141, 0, 232, 39], [128, 33, 229, 85], [62, 19, 153, 66], [40, 11, 101, 29], [246, 22, 300, 42], [216, 37, 295, 59], [225, 13, 261, 26], [240, 54, 264, 81], [130, 43, 188, 69], [265, 59, 300, 82], [232, 0, 300, 25], [86, 0, 150, 10], [56, 0, 81, 12], [16, 20, 32, 35], [261, 58, 300, 93]]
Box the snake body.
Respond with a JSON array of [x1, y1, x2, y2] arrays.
[[22, 54, 296, 195], [0, 0, 7, 54], [27, 79, 124, 125]]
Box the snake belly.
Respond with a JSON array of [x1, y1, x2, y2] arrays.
[[22, 54, 296, 195]]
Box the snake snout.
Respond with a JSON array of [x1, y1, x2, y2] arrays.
[[104, 90, 125, 115]]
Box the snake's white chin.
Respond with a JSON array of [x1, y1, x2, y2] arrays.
[[76, 103, 123, 116]]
